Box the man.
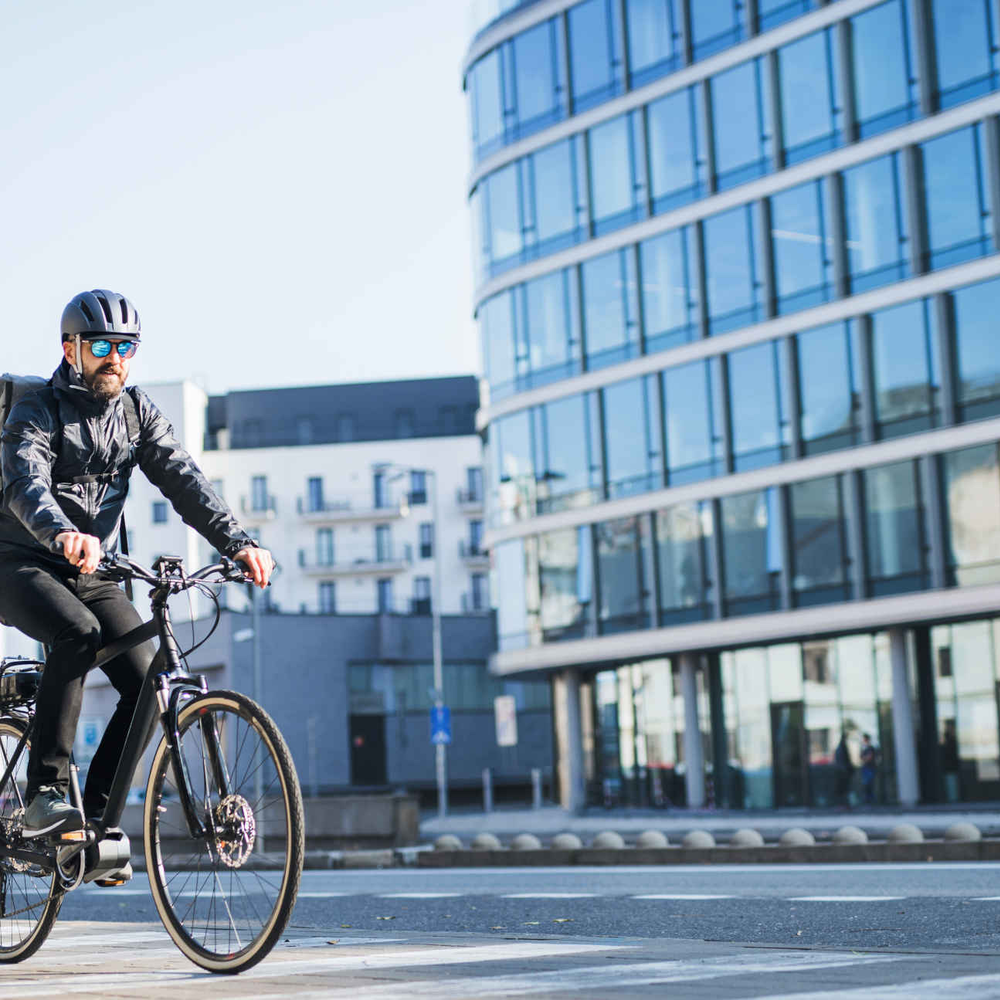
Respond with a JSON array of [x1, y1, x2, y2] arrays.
[[833, 730, 855, 809], [0, 289, 273, 840], [859, 732, 879, 805]]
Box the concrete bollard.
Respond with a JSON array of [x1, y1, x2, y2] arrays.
[[728, 828, 764, 848], [471, 832, 502, 851], [434, 834, 462, 851], [482, 768, 493, 813], [887, 823, 924, 843], [635, 830, 669, 849], [944, 822, 982, 842], [832, 825, 868, 845], [551, 832, 583, 850], [682, 830, 716, 849], [531, 768, 543, 810], [778, 828, 815, 847], [591, 831, 626, 849], [511, 833, 542, 851]]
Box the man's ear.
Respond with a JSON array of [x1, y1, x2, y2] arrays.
[[62, 338, 75, 366]]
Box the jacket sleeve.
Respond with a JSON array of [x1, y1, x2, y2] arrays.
[[132, 388, 257, 558], [0, 396, 78, 551]]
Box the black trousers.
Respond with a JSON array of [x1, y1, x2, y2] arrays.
[[0, 557, 155, 816]]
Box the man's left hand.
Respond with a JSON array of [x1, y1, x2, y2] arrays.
[[233, 547, 274, 588]]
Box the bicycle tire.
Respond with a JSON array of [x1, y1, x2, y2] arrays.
[[143, 690, 304, 973], [0, 717, 62, 961]]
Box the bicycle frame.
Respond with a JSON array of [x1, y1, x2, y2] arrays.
[[0, 568, 233, 871]]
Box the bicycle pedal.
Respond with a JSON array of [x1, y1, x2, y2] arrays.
[[57, 829, 86, 842], [93, 877, 127, 887]]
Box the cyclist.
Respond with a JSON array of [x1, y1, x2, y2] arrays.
[[0, 289, 273, 839]]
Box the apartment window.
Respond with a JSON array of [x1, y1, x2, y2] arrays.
[[373, 469, 387, 509], [471, 572, 488, 610], [413, 576, 432, 615], [375, 524, 391, 562], [306, 477, 324, 513], [377, 578, 394, 613], [395, 409, 416, 438], [318, 581, 336, 614], [316, 528, 334, 566], [467, 467, 484, 502], [336, 412, 357, 442], [151, 501, 167, 525], [469, 520, 484, 554], [251, 475, 268, 511], [419, 523, 434, 559], [410, 470, 427, 505]]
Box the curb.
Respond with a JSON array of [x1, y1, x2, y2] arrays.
[[417, 839, 1000, 867]]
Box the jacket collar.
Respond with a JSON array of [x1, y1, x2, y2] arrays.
[[51, 358, 122, 418]]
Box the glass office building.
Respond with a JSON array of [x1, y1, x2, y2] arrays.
[[464, 0, 1000, 810]]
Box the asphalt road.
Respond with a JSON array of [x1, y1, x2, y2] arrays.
[[0, 864, 994, 997], [56, 861, 1000, 950]]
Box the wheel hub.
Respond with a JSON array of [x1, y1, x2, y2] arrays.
[[212, 794, 256, 868]]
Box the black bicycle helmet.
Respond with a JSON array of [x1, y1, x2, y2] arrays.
[[61, 289, 141, 342]]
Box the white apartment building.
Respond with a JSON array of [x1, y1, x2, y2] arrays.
[[123, 375, 488, 620]]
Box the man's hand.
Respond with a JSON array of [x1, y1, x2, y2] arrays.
[[54, 531, 102, 574], [233, 547, 274, 589]]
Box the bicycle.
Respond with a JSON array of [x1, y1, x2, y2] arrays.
[[0, 552, 304, 973]]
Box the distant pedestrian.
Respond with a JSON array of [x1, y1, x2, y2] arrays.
[[860, 733, 879, 805], [834, 731, 855, 808]]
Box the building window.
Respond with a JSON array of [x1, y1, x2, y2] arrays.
[[419, 523, 434, 559], [602, 375, 663, 498], [307, 477, 324, 513], [336, 412, 357, 442], [375, 524, 391, 562], [863, 459, 929, 596], [395, 409, 416, 439], [728, 340, 791, 472], [708, 57, 771, 191], [769, 178, 833, 315], [410, 470, 427, 505], [539, 526, 593, 640], [943, 443, 1000, 587], [625, 0, 683, 89], [318, 581, 336, 614], [471, 572, 488, 611], [377, 578, 394, 613], [567, 0, 624, 113], [656, 501, 713, 625], [720, 488, 783, 616], [469, 519, 484, 554], [413, 576, 431, 615], [316, 528, 334, 567], [595, 517, 645, 634], [639, 227, 698, 352], [151, 501, 167, 524], [587, 111, 646, 237], [690, 0, 745, 62], [467, 467, 484, 502], [251, 475, 268, 511], [373, 469, 387, 509], [296, 416, 314, 445], [702, 204, 766, 335], [796, 321, 861, 456], [953, 277, 1000, 422], [581, 249, 640, 371], [930, 0, 1000, 110], [788, 476, 850, 607]]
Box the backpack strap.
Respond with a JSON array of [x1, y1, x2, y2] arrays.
[[123, 387, 141, 446]]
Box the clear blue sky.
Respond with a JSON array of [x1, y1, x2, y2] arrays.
[[1, 0, 479, 394]]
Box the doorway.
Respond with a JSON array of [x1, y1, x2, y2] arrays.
[[770, 701, 808, 807], [349, 714, 387, 787]]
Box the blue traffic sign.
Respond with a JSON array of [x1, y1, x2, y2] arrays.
[[430, 705, 451, 745]]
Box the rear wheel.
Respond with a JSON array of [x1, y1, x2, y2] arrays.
[[0, 717, 62, 961], [144, 691, 304, 973]]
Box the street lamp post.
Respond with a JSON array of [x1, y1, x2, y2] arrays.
[[387, 464, 447, 817]]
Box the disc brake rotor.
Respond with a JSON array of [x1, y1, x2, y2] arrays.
[[212, 794, 256, 868]]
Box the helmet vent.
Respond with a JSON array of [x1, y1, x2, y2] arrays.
[[119, 298, 129, 325], [79, 301, 94, 323], [95, 294, 113, 325]]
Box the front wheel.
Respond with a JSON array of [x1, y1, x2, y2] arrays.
[[143, 691, 304, 973]]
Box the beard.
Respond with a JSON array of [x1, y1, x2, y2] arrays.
[[84, 366, 125, 402]]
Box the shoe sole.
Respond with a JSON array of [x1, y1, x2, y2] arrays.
[[21, 816, 84, 839]]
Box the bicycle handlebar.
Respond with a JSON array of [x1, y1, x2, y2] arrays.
[[96, 552, 251, 590]]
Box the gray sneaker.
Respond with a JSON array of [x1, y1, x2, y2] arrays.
[[22, 786, 83, 838]]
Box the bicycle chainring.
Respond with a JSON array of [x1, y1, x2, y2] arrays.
[[212, 794, 256, 868]]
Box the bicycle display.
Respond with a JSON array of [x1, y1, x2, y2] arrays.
[[0, 553, 304, 973]]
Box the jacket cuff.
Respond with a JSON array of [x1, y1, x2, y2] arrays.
[[223, 537, 258, 558]]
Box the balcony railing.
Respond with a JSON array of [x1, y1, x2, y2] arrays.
[[240, 495, 277, 520], [297, 543, 413, 576], [296, 494, 408, 522], [459, 539, 490, 566], [456, 486, 485, 512]]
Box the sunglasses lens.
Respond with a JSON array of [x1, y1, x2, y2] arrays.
[[89, 340, 112, 358], [116, 342, 137, 359]]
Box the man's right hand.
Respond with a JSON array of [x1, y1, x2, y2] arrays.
[[54, 531, 102, 574]]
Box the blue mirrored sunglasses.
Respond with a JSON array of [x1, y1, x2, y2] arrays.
[[87, 339, 138, 359]]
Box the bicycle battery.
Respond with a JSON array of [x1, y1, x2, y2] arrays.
[[0, 660, 42, 708]]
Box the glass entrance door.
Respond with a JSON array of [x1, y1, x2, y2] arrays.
[[770, 701, 809, 807]]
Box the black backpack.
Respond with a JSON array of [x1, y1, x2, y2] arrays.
[[0, 374, 142, 598]]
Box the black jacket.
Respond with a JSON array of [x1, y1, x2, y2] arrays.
[[0, 360, 254, 569]]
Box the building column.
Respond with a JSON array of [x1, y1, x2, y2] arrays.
[[553, 670, 586, 811], [889, 628, 920, 807], [679, 653, 705, 808]]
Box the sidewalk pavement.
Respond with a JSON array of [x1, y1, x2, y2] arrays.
[[420, 803, 1000, 843]]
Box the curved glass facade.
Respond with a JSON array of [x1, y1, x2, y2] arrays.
[[465, 0, 1000, 810]]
